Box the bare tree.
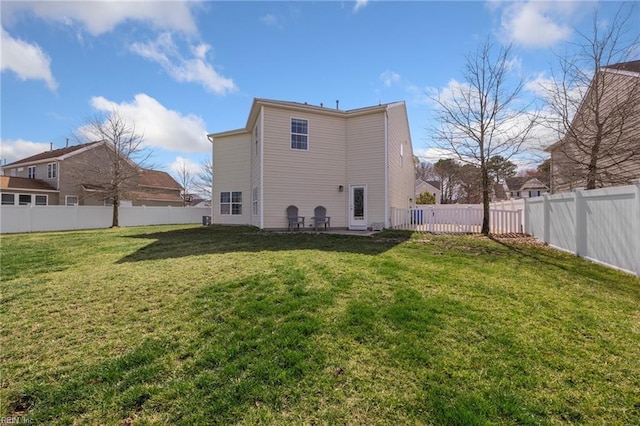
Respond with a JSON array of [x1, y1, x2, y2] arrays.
[[172, 161, 194, 206], [416, 161, 438, 182], [194, 158, 213, 200], [76, 110, 152, 227], [543, 4, 640, 191], [431, 39, 538, 234]]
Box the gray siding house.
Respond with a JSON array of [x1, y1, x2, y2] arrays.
[[1, 141, 183, 206]]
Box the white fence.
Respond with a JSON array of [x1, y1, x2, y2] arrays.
[[525, 182, 640, 277], [391, 204, 522, 234], [0, 205, 212, 234]]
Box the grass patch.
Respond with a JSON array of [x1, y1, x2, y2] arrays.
[[1, 225, 639, 424]]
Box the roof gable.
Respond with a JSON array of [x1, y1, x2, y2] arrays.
[[138, 169, 182, 190], [3, 141, 104, 168], [208, 98, 405, 139]]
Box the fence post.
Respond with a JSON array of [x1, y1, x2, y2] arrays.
[[542, 193, 550, 244], [574, 188, 586, 257], [634, 180, 640, 277]]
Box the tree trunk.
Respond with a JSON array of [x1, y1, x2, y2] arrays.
[[111, 196, 119, 228], [481, 168, 490, 235]]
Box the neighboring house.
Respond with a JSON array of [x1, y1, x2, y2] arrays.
[[415, 179, 441, 204], [0, 141, 183, 206], [207, 98, 416, 230], [504, 177, 549, 199], [546, 60, 640, 193], [0, 176, 59, 206]]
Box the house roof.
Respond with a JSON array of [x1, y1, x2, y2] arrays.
[[603, 60, 640, 74], [505, 177, 548, 191], [520, 178, 548, 191], [138, 169, 182, 190], [2, 141, 104, 168], [504, 177, 527, 191], [208, 98, 405, 139], [493, 183, 508, 200], [426, 180, 441, 190], [129, 191, 183, 203], [0, 176, 58, 192]]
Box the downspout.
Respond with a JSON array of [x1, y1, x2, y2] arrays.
[[384, 109, 389, 228], [207, 134, 215, 221], [260, 106, 264, 229]]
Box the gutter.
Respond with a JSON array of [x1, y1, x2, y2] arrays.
[[384, 108, 389, 228]]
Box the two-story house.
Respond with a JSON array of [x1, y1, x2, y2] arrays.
[[504, 177, 549, 199], [546, 60, 640, 193], [1, 141, 183, 206], [207, 98, 416, 230]]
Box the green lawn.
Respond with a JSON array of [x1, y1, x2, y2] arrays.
[[1, 225, 639, 425]]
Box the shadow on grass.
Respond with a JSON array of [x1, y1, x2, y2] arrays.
[[116, 225, 412, 263], [489, 236, 640, 296]]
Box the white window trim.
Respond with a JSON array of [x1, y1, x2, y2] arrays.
[[47, 162, 57, 179], [66, 195, 79, 206], [290, 117, 309, 151], [18, 194, 32, 205], [220, 191, 242, 215], [28, 166, 36, 179], [1, 193, 16, 205], [35, 194, 48, 205]]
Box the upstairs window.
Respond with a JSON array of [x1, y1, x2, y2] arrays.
[[28, 166, 36, 179], [291, 118, 308, 150], [47, 162, 57, 179]]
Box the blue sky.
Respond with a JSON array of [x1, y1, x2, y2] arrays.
[[1, 1, 637, 177]]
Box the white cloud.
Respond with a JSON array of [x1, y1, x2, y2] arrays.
[[414, 147, 457, 164], [498, 2, 576, 47], [380, 70, 400, 87], [260, 13, 283, 29], [86, 93, 210, 154], [353, 0, 368, 13], [169, 156, 201, 175], [0, 139, 52, 164], [0, 27, 57, 91], [130, 33, 237, 95], [3, 1, 199, 36]]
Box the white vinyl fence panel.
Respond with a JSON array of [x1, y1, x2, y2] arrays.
[[0, 205, 211, 234], [525, 182, 640, 277], [391, 205, 522, 234]]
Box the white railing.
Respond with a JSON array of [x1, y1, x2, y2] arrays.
[[525, 182, 640, 277], [390, 205, 522, 234], [0, 205, 212, 234]]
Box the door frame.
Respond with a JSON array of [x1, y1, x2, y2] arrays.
[[349, 184, 367, 230]]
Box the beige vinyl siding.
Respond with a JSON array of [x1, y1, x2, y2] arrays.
[[262, 106, 348, 229], [551, 71, 640, 193], [386, 102, 415, 213], [346, 111, 386, 226], [212, 132, 252, 225]]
